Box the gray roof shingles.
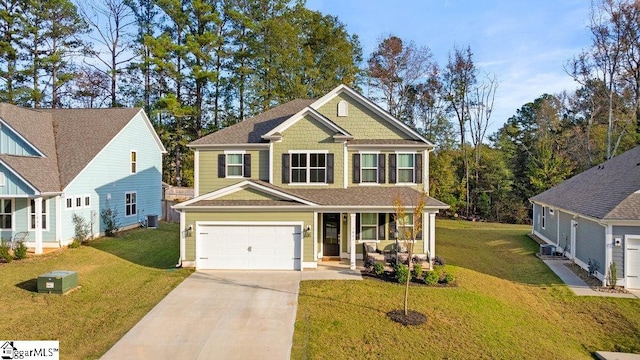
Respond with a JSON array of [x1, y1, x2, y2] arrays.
[[530, 145, 640, 220], [0, 103, 141, 192]]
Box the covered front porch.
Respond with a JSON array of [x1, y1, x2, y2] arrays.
[[311, 210, 438, 270], [0, 195, 61, 254]]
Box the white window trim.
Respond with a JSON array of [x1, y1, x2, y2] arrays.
[[28, 198, 49, 231], [84, 195, 91, 208], [395, 152, 417, 184], [287, 151, 329, 184], [125, 191, 137, 217], [541, 206, 547, 230], [0, 198, 14, 230], [130, 150, 138, 174], [74, 196, 83, 209], [549, 207, 554, 216], [65, 197, 73, 210], [359, 152, 379, 184], [360, 213, 378, 241], [224, 152, 245, 178], [0, 173, 5, 187]]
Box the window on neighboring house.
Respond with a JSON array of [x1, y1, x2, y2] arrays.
[[397, 154, 415, 183], [541, 206, 547, 229], [0, 199, 12, 229], [75, 196, 82, 208], [29, 199, 47, 230], [284, 153, 332, 184], [66, 198, 73, 209], [217, 153, 251, 178], [125, 192, 137, 217], [360, 213, 378, 241], [226, 153, 243, 177], [361, 154, 378, 183], [84, 196, 91, 208], [130, 151, 137, 174]]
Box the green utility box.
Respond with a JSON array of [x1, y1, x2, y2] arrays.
[[37, 270, 78, 294]]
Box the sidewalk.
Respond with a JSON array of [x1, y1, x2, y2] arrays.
[[542, 259, 637, 299]]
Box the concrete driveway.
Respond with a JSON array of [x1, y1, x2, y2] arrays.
[[101, 271, 301, 360]]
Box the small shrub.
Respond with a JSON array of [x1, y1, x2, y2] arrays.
[[72, 214, 91, 245], [433, 256, 446, 266], [441, 272, 455, 284], [373, 262, 385, 276], [412, 263, 423, 279], [14, 241, 27, 260], [607, 262, 617, 288], [395, 263, 409, 284], [101, 207, 120, 237], [0, 241, 12, 263], [424, 270, 439, 285]]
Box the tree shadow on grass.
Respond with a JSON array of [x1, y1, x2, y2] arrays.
[[15, 278, 37, 292]]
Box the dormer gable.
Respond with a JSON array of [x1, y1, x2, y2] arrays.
[[262, 107, 353, 142], [0, 119, 45, 156]]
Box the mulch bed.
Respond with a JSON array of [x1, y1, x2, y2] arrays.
[[387, 309, 428, 326], [564, 262, 630, 294], [360, 270, 457, 287]]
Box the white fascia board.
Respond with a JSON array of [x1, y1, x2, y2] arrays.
[[310, 84, 432, 145], [0, 119, 47, 157], [137, 109, 167, 153], [347, 144, 434, 150], [262, 107, 352, 139], [188, 143, 270, 149]]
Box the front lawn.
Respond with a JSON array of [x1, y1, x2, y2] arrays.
[[292, 219, 640, 359], [0, 223, 193, 360]]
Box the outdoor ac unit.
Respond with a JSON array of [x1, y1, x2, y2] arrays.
[[540, 244, 556, 256]]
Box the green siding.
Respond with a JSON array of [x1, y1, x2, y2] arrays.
[[185, 211, 315, 262], [316, 93, 408, 139], [273, 114, 345, 188], [198, 149, 268, 194]]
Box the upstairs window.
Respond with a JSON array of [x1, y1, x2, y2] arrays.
[[360, 154, 378, 183], [130, 151, 137, 174], [282, 152, 334, 184], [218, 153, 251, 178], [388, 153, 422, 184]]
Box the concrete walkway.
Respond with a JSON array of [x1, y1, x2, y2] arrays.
[[543, 260, 637, 298], [102, 269, 361, 360]]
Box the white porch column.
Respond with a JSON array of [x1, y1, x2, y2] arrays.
[[349, 213, 356, 270], [34, 197, 43, 255], [179, 211, 186, 263], [429, 212, 436, 260]]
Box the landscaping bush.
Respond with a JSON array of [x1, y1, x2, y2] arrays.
[[0, 241, 12, 263], [433, 256, 446, 266], [101, 207, 120, 237], [373, 262, 385, 276], [13, 241, 27, 260], [441, 272, 455, 284], [395, 263, 409, 284], [72, 214, 91, 246], [412, 263, 423, 279], [424, 270, 439, 285]]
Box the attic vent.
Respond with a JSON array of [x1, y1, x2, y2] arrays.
[[337, 100, 348, 117]]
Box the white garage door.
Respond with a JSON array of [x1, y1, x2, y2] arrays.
[[627, 238, 640, 289], [196, 224, 301, 270]]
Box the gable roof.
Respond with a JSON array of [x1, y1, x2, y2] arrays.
[[41, 108, 147, 188], [0, 103, 61, 192], [530, 145, 640, 220], [189, 99, 316, 146], [0, 104, 161, 193], [188, 84, 434, 147]]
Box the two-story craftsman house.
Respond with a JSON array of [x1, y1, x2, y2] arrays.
[[173, 85, 448, 270]]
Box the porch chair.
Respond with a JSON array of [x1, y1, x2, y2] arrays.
[[10, 231, 28, 250]]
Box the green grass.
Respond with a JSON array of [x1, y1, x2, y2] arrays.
[[292, 219, 640, 359], [0, 223, 193, 360]]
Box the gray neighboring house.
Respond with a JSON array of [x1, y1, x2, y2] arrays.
[[530, 145, 640, 289]]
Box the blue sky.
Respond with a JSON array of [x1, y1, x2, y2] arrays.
[[306, 0, 593, 136]]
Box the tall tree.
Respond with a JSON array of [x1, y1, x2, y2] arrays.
[[367, 35, 436, 124], [81, 0, 135, 107], [0, 0, 26, 104]]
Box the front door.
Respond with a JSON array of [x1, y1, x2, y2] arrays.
[[323, 213, 340, 257]]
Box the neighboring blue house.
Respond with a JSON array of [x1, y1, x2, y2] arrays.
[[0, 103, 166, 254], [530, 145, 640, 290]]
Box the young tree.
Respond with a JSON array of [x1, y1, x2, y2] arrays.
[[393, 193, 425, 317]]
